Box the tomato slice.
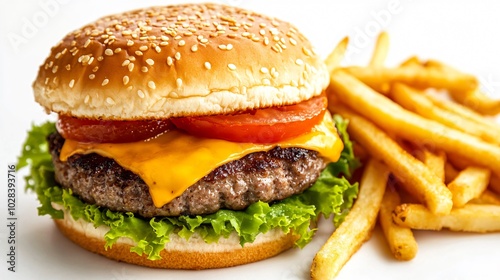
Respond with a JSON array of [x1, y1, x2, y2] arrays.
[[171, 95, 327, 143], [57, 116, 173, 143]]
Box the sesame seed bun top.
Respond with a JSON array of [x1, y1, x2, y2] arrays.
[[33, 3, 329, 120]]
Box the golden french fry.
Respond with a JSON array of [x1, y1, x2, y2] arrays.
[[329, 70, 500, 178], [393, 203, 500, 233], [342, 65, 477, 95], [325, 37, 349, 74], [369, 32, 389, 67], [490, 174, 500, 195], [413, 148, 446, 183], [444, 162, 460, 184], [470, 190, 500, 206], [425, 91, 500, 133], [448, 167, 491, 207], [311, 159, 389, 280], [379, 188, 418, 261], [450, 89, 500, 116], [331, 105, 452, 215], [391, 84, 500, 145], [399, 56, 421, 67]]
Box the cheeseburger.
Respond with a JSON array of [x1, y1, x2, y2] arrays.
[[19, 3, 358, 269]]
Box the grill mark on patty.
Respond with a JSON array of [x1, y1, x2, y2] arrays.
[[48, 132, 326, 217]]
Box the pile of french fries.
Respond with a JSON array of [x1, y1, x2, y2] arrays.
[[311, 32, 500, 279]]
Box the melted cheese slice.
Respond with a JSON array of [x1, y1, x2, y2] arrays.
[[60, 112, 343, 207]]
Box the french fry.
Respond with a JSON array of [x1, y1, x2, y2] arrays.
[[490, 174, 500, 195], [424, 60, 500, 115], [325, 37, 349, 74], [470, 190, 500, 206], [448, 167, 491, 207], [332, 105, 452, 215], [393, 203, 500, 233], [391, 84, 500, 145], [450, 89, 500, 116], [399, 56, 421, 67], [329, 70, 500, 178], [311, 159, 389, 280], [444, 162, 460, 184], [413, 148, 446, 183], [369, 32, 389, 67], [425, 91, 500, 134], [342, 65, 477, 95], [379, 188, 418, 261]]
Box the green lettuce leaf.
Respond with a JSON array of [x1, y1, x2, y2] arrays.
[[18, 117, 358, 260]]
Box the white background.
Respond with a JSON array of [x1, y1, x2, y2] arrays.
[[1, 0, 500, 279]]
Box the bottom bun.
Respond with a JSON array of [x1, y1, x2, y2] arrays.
[[53, 206, 297, 269]]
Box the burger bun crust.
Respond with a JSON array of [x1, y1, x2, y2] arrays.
[[33, 3, 329, 120]]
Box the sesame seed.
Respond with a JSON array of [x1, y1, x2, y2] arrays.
[[227, 63, 236, 71], [295, 59, 304, 66], [88, 57, 94, 64], [204, 61, 211, 70], [84, 95, 90, 104], [176, 78, 183, 88], [122, 60, 130, 66], [141, 66, 148, 73], [52, 66, 58, 73], [226, 44, 233, 50], [114, 48, 122, 53], [123, 75, 129, 85], [259, 23, 267, 28], [146, 58, 154, 66], [84, 39, 91, 48], [264, 37, 270, 46], [106, 97, 115, 105], [139, 45, 148, 51], [135, 50, 143, 56], [105, 49, 113, 56], [127, 40, 134, 46], [129, 56, 136, 62], [148, 81, 156, 89], [302, 47, 312, 56], [44, 78, 49, 85], [69, 79, 75, 88], [178, 40, 186, 46], [137, 90, 145, 98], [102, 79, 109, 86], [218, 44, 227, 50], [128, 63, 134, 72], [191, 44, 198, 52], [260, 67, 269, 74], [89, 74, 95, 80], [259, 29, 265, 36], [289, 38, 297, 46], [175, 52, 181, 60], [65, 64, 71, 70], [97, 56, 104, 61], [155, 46, 161, 53], [55, 52, 62, 59], [200, 38, 208, 44], [167, 57, 173, 66]]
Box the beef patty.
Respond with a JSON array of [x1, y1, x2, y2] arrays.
[[48, 132, 326, 217]]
